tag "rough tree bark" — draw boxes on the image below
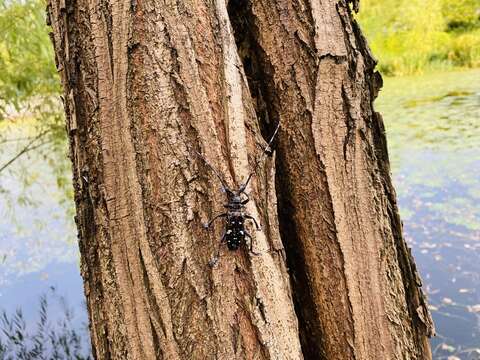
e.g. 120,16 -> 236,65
47,0 -> 434,358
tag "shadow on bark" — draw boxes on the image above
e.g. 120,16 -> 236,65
227,1 -> 326,358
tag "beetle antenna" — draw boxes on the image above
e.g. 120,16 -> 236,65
195,150 -> 234,196
239,121 -> 280,193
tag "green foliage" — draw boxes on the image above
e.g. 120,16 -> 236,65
0,289 -> 92,359
442,0 -> 480,32
0,1 -> 71,251
357,0 -> 480,75
0,0 -> 68,203
0,0 -> 60,117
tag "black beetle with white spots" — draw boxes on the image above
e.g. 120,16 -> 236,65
195,123 -> 280,266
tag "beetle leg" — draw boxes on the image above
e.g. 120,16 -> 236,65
241,192 -> 250,205
209,231 -> 226,267
245,231 -> 260,255
209,256 -> 219,267
204,213 -> 227,229
245,214 -> 260,231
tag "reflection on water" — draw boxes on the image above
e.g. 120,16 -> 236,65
0,286 -> 91,359
377,69 -> 480,359
0,119 -> 90,355
0,69 -> 478,358
0,120 -> 77,286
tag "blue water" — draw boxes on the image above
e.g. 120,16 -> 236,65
0,124 -> 90,355
378,70 -> 480,359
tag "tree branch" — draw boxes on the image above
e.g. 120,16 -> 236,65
0,130 -> 51,174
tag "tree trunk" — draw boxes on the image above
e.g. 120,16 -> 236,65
47,0 -> 434,359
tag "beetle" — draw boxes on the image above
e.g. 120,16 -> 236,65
195,123 -> 280,265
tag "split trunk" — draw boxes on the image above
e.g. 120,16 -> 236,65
47,0 -> 434,358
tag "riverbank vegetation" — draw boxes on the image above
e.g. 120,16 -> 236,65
0,288 -> 91,360
0,0 -> 59,119
0,0 -> 478,123
0,0 -> 66,179
357,0 -> 480,75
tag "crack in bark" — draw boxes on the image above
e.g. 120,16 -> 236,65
99,0 -> 114,77
227,2 -> 334,358
341,83 -> 356,161
227,0 -> 278,139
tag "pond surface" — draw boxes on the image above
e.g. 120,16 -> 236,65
0,120 -> 90,357
377,69 -> 480,359
0,69 -> 479,358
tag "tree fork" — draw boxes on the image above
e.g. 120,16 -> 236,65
47,0 -> 434,358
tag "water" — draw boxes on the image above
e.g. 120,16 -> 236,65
376,69 -> 480,359
0,120 -> 90,357
0,69 -> 479,358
